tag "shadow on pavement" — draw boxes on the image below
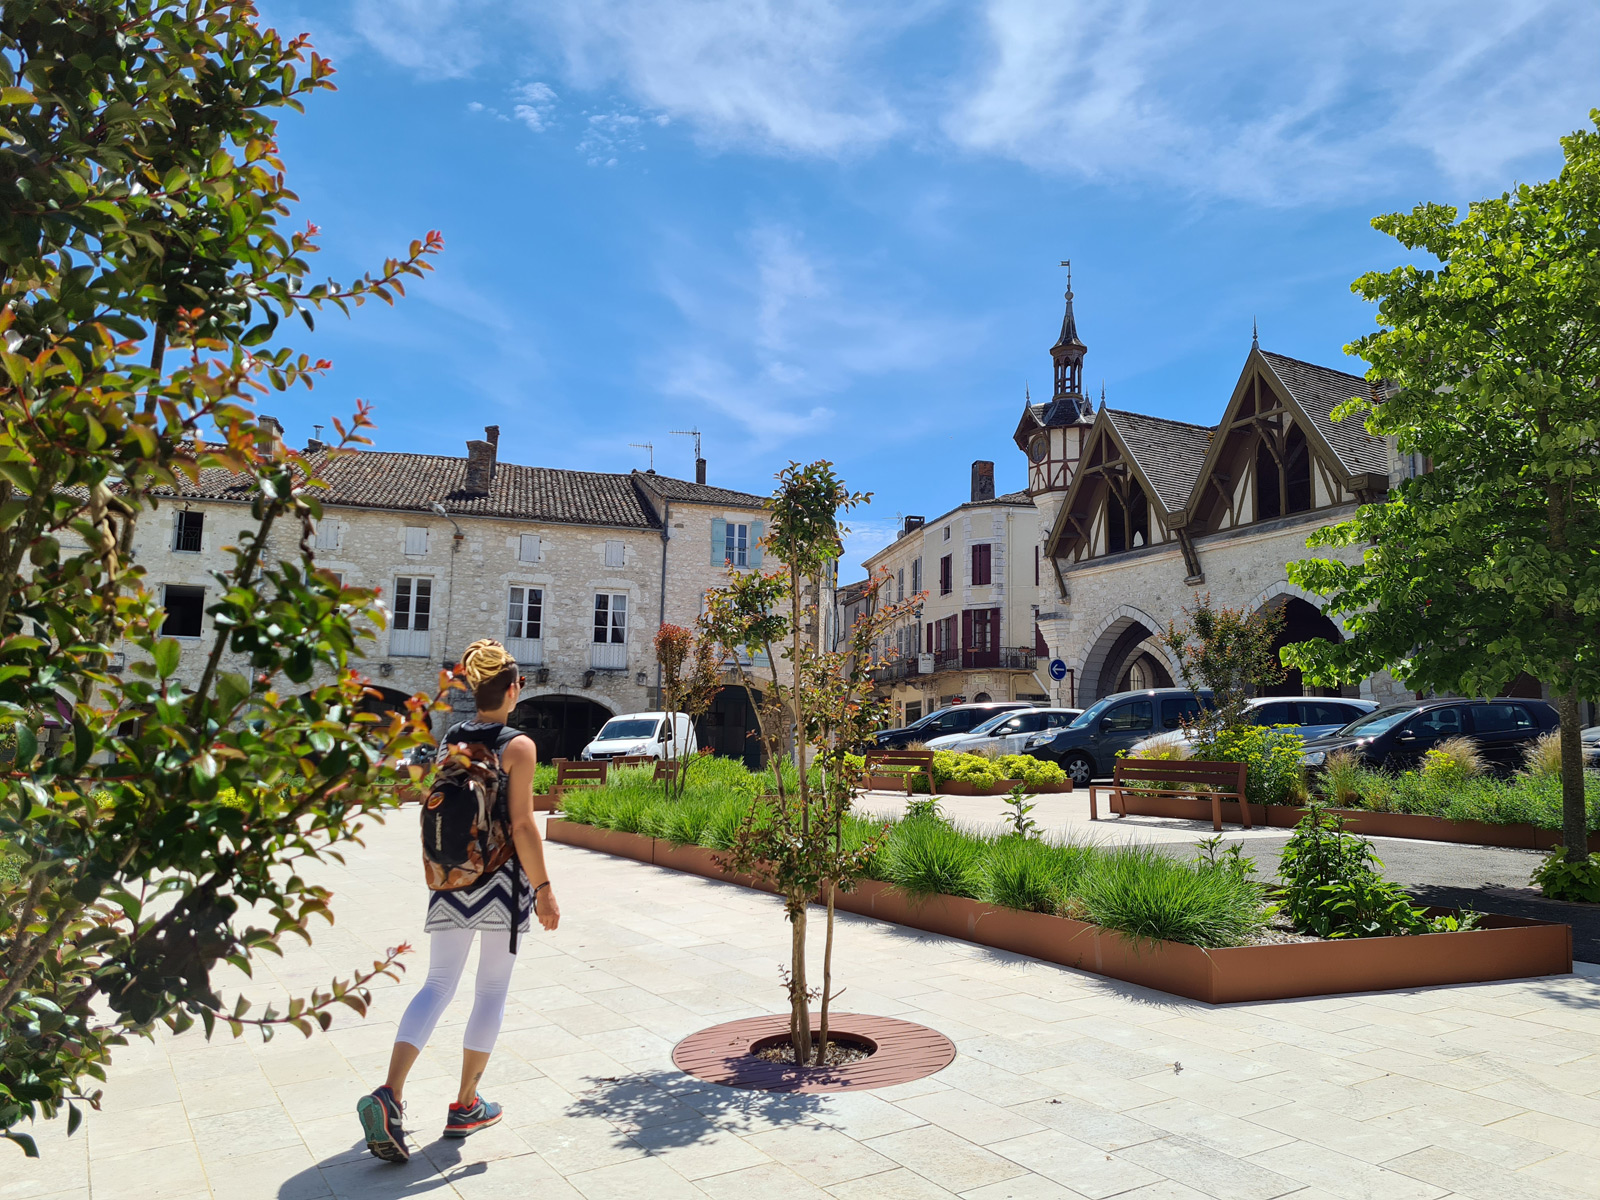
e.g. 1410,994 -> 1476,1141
276,1134 -> 493,1199
569,1069 -> 828,1145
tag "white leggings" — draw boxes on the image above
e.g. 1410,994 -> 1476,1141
394,928 -> 518,1054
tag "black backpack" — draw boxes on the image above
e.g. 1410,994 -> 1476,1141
422,722 -> 522,946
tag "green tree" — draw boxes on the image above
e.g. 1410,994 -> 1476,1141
0,1 -> 441,1155
1161,592 -> 1285,732
1286,114 -> 1600,863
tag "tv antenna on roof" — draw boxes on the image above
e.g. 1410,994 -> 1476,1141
629,441 -> 654,471
670,428 -> 702,460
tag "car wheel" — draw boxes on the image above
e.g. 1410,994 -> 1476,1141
1062,752 -> 1094,786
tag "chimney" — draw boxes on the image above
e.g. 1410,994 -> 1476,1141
971,460 -> 995,503
259,414 -> 283,439
695,457 -> 707,485
902,515 -> 925,537
304,437 -> 326,453
464,440 -> 494,495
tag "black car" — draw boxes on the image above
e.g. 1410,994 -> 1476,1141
1298,697 -> 1560,775
1026,688 -> 1215,786
874,702 -> 1031,750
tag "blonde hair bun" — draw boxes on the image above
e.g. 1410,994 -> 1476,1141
460,639 -> 517,687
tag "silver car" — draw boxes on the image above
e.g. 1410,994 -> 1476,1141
925,708 -> 1083,756
1130,696 -> 1377,755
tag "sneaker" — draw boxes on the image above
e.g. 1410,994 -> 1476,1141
356,1085 -> 409,1163
443,1094 -> 503,1138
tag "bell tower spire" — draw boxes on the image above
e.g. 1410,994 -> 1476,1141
1051,260 -> 1087,410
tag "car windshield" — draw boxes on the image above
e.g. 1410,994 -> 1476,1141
1336,706 -> 1417,738
968,711 -> 1020,735
598,718 -> 659,740
1069,698 -> 1116,728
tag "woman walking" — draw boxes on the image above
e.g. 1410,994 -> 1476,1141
356,639 -> 560,1163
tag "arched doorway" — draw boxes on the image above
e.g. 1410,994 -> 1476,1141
357,685 -> 413,721
1097,620 -> 1173,699
511,694 -> 614,762
1116,652 -> 1172,693
697,686 -> 765,768
1261,597 -> 1345,696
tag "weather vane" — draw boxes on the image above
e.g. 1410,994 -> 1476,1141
1060,259 -> 1071,293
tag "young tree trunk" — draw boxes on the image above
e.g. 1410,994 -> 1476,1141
815,880 -> 836,1066
789,903 -> 812,1062
1557,685 -> 1589,862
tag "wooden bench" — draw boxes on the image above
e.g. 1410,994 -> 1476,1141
1089,760 -> 1251,832
553,759 -> 608,799
863,749 -> 937,796
653,759 -> 681,785
609,755 -> 654,767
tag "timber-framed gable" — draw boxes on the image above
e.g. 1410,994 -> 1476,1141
1043,408 -> 1212,576
1184,348 -> 1388,539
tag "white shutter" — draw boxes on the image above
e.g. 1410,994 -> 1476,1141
519,533 -> 541,563
314,520 -> 340,551
403,526 -> 428,555
605,539 -> 625,567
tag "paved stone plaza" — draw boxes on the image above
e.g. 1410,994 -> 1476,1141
9,809 -> 1600,1200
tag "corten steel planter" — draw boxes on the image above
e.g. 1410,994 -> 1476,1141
938,779 -> 1024,797
544,819 -> 1573,1003
1099,793 -> 1600,852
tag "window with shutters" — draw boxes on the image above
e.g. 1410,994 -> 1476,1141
173,510 -> 203,553
403,526 -> 428,556
592,592 -> 628,669
971,543 -> 992,586
518,533 -> 541,563
939,554 -> 952,595
391,575 -> 432,656
896,568 -> 904,602
724,523 -> 748,567
314,519 -> 340,552
162,584 -> 205,637
911,558 -> 921,595
593,593 -> 627,644
507,586 -> 543,640
605,539 -> 625,567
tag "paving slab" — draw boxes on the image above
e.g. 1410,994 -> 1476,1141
18,811 -> 1600,1197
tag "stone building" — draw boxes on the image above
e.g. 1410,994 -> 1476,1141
843,283 -> 1420,718
136,427 -> 773,762
853,465 -> 1049,727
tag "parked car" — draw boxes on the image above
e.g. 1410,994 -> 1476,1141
1584,725 -> 1600,769
873,702 -> 1032,750
1298,697 -> 1560,775
1026,689 -> 1216,786
581,711 -> 698,761
1129,696 -> 1377,755
925,708 -> 1083,756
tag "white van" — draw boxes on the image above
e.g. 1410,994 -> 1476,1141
580,711 -> 698,761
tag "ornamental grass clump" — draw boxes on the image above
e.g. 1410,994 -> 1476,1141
1075,844 -> 1268,948
877,817 -> 984,899
978,837 -> 1094,914
1319,749 -> 1363,807
1421,737 -> 1486,784
1522,732 -> 1564,779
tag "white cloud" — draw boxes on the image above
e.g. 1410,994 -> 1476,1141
534,0 -> 911,155
348,0 -> 487,78
948,0 -> 1600,204
512,81 -> 558,132
655,227 -> 975,445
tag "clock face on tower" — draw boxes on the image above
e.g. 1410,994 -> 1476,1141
1028,433 -> 1049,464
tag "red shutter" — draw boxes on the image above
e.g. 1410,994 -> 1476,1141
1034,623 -> 1048,656
989,608 -> 1001,653
961,609 -> 973,650
925,623 -> 933,653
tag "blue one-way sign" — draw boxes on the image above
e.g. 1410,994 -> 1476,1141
1048,658 -> 1067,681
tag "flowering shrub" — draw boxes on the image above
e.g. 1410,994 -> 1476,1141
1190,725 -> 1308,807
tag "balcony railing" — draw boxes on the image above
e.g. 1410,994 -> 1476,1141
590,641 -> 629,671
961,646 -> 1038,670
870,656 -> 922,684
933,651 -> 961,674
389,628 -> 431,658
505,637 -> 544,666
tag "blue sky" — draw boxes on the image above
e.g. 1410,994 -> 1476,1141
255,0 -> 1599,570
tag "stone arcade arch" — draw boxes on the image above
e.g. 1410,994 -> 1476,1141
1078,605 -> 1183,705
1249,583 -> 1350,698
510,690 -> 616,763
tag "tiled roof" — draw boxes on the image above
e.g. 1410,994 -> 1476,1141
1260,351 -> 1389,477
153,450 -> 666,529
995,490 -> 1033,505
633,472 -> 768,509
1104,409 -> 1216,514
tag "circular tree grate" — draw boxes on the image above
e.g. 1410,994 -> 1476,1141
672,1013 -> 955,1094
